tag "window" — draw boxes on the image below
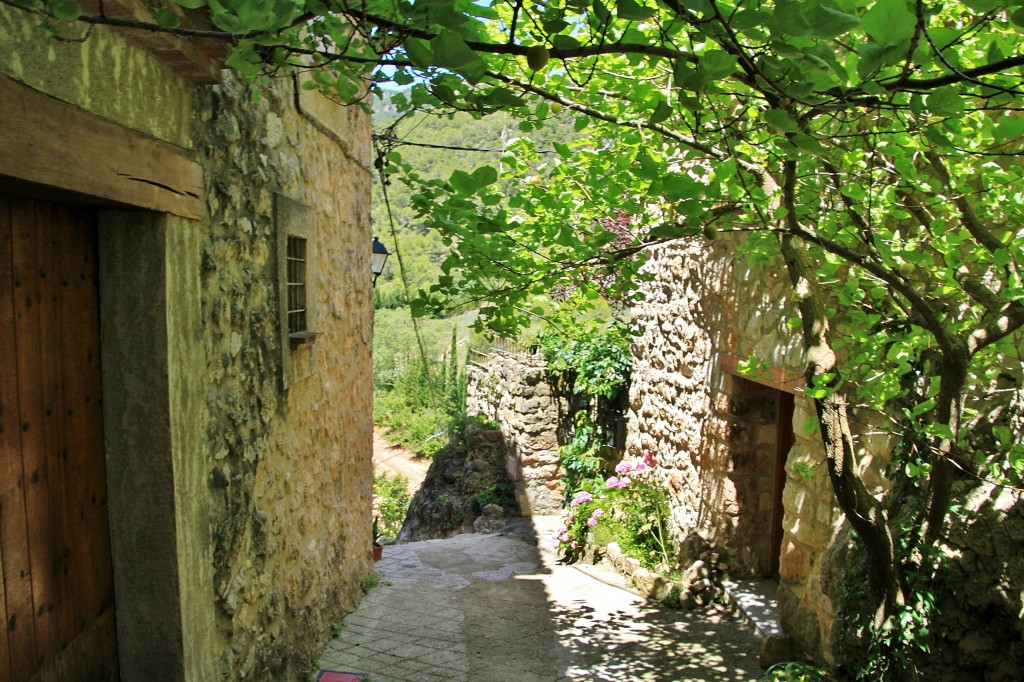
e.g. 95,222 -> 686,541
276,194 -> 318,389
286,236 -> 308,338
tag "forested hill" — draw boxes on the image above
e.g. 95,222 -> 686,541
370,90 -> 576,312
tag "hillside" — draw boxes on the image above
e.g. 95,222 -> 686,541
370,91 -> 577,312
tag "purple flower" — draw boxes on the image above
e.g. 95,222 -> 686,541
606,476 -> 631,489
615,460 -> 635,475
586,517 -> 598,527
570,491 -> 593,507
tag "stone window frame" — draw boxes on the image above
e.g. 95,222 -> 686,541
276,193 -> 319,389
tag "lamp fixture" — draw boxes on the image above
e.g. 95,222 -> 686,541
371,236 -> 390,285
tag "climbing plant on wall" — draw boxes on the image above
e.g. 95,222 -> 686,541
14,0 -> 1024,676
534,309 -> 632,500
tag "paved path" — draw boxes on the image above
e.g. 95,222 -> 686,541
318,518 -> 764,681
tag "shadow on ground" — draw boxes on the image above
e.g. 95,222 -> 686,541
318,517 -> 762,682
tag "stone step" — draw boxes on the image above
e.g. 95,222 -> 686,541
721,578 -> 783,639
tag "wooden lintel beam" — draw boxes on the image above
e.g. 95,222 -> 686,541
720,353 -> 806,395
78,0 -> 226,83
0,75 -> 203,220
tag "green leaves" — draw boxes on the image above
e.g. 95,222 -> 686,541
861,0 -> 917,45
153,7 -> 182,27
47,0 -> 80,21
616,0 -> 653,21
431,30 -> 487,82
926,86 -> 965,117
447,165 -> 498,194
763,108 -> 799,133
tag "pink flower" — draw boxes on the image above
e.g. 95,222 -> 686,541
571,541 -> 578,549
570,491 -> 593,507
591,509 -> 604,519
606,476 -> 631,489
586,516 -> 598,527
615,460 -> 635,475
644,451 -> 658,468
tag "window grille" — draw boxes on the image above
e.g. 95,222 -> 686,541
286,236 -> 307,336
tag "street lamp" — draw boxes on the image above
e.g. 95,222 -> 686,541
371,236 -> 390,285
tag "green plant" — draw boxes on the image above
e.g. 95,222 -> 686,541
374,471 -> 411,538
373,315 -> 471,458
331,622 -> 342,637
360,573 -> 380,593
474,482 -> 517,511
557,412 -> 609,500
553,451 -> 672,570
537,318 -> 633,400
760,662 -> 836,682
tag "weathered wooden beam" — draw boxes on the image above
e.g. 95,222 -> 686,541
78,0 -> 226,83
720,353 -> 805,395
0,76 -> 203,219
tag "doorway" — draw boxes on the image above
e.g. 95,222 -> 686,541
0,195 -> 118,680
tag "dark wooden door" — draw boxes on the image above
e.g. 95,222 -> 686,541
0,196 -> 118,681
769,391 -> 796,579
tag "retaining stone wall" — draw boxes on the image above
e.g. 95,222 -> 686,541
465,351 -> 567,514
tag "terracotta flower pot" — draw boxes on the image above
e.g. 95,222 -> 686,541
372,543 -> 383,562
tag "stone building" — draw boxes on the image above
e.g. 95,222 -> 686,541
0,5 -> 373,680
623,237 -> 866,661
465,236 -> 895,662
466,231 -> 1024,676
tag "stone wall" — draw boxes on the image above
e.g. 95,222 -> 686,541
465,351 -> 567,514
195,74 -> 374,679
625,237 -> 893,662
1,11 -> 373,679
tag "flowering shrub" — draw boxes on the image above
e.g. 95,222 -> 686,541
553,451 -> 673,569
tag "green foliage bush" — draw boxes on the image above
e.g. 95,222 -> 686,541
373,311 -> 470,456
473,482 -> 517,511
536,317 -> 633,399
553,453 -> 673,571
373,471 -> 411,538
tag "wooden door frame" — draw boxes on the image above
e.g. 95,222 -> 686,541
98,210 -> 215,680
2,75 -> 215,680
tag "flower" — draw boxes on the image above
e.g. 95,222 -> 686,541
606,475 -> 631,489
615,460 -> 635,475
570,491 -> 593,507
591,508 -> 604,519
643,451 -> 658,468
586,516 -> 599,527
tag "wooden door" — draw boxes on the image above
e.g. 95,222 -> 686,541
0,196 -> 118,681
769,391 -> 796,579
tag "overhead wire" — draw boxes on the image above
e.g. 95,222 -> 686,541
373,134 -> 440,412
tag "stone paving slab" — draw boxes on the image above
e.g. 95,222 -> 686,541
317,518 -> 763,681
